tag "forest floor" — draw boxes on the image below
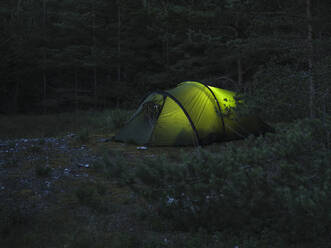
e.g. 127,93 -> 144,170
0,112 -> 329,248
0,114 -> 225,247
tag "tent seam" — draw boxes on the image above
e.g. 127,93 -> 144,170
195,82 -> 226,136
155,90 -> 201,146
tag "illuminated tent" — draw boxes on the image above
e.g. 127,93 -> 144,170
115,81 -> 273,146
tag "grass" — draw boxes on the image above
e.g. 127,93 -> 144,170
0,109 -> 133,139
0,110 -> 330,248
35,164 -> 52,177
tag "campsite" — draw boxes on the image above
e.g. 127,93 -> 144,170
0,1 -> 330,247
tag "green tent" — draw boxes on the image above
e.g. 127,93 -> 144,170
115,81 -> 273,146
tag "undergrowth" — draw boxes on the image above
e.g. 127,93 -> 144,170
1,112 -> 330,247
102,118 -> 331,247
0,109 -> 133,139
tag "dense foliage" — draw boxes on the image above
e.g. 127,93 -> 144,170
102,118 -> 331,246
0,0 -> 330,118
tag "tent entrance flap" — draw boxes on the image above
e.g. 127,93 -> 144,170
114,94 -> 165,145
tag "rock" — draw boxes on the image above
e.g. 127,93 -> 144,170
45,181 -> 51,188
67,133 -> 76,138
137,146 -> 148,150
64,168 -> 71,175
78,163 -> 89,168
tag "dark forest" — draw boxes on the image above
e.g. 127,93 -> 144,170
0,0 -> 329,117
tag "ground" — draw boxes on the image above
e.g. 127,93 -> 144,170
1,113 -> 329,248
0,131 -> 212,247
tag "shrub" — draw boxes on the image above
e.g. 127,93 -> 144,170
75,183 -> 109,213
86,109 -> 133,134
106,118 -> 331,245
35,164 -> 52,177
93,151 -> 133,185
243,62 -> 331,122
107,109 -> 133,129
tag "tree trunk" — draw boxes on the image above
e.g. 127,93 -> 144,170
327,89 -> 330,149
307,0 -> 314,118
43,71 -> 47,112
235,16 -> 243,91
93,67 -> 97,107
16,0 -> 22,16
237,53 -> 243,91
92,0 -> 97,108
74,69 -> 78,111
142,0 -> 148,10
13,80 -> 20,113
164,0 -> 169,71
42,0 -> 47,113
117,0 -> 121,83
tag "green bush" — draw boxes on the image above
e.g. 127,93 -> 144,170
105,118 -> 331,245
107,109 -> 133,129
243,62 -> 331,122
35,164 -> 52,177
77,128 -> 90,143
87,109 -> 133,133
93,151 -> 133,185
75,183 -> 108,213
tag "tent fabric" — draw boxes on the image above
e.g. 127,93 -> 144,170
114,81 -> 273,146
